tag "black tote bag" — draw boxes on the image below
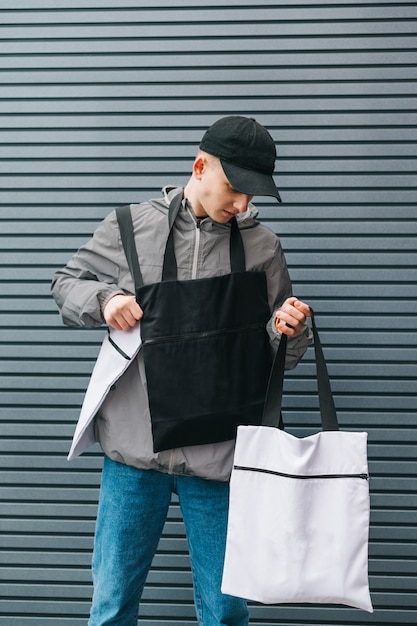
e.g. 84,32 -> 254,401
117,194 -> 273,452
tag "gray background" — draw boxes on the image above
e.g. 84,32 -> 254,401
0,1 -> 416,624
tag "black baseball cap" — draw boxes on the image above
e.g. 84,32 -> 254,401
199,115 -> 281,201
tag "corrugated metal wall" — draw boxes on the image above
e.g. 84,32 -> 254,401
1,1 -> 416,624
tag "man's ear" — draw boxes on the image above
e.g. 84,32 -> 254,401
193,155 -> 206,180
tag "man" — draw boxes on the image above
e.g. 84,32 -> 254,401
52,116 -> 312,626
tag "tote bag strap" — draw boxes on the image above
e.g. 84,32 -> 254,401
116,205 -> 144,290
117,192 -> 246,286
162,191 -> 246,280
161,191 -> 183,281
116,196 -> 183,287
262,309 -> 339,431
229,214 -> 246,273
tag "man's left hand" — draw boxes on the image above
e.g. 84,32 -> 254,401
274,297 -> 311,337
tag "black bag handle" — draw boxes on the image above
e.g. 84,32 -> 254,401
162,191 -> 246,279
116,204 -> 144,290
229,214 -> 246,273
160,190 -> 182,282
117,191 -> 246,288
262,309 -> 339,432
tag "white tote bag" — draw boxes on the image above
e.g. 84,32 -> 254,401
222,312 -> 373,613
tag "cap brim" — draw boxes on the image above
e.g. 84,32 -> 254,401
221,159 -> 282,202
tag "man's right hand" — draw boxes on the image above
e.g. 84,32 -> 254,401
103,294 -> 143,331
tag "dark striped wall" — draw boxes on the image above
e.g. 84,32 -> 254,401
0,1 -> 416,624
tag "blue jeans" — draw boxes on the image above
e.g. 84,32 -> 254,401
89,456 -> 248,626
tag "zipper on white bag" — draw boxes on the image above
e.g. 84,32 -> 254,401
233,466 -> 369,480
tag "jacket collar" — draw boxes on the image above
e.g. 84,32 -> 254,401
162,185 -> 260,229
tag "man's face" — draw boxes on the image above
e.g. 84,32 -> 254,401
190,154 -> 254,223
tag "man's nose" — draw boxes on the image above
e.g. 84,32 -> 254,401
233,194 -> 252,212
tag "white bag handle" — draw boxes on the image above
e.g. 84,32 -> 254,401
262,309 -> 338,431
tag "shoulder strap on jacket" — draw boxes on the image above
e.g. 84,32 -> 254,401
117,193 -> 248,286
161,191 -> 182,281
163,191 -> 246,280
229,216 -> 246,273
116,205 -> 144,290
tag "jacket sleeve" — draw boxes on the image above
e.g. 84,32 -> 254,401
264,235 -> 312,370
51,211 -> 129,327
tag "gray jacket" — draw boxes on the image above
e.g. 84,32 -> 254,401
52,186 -> 311,481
